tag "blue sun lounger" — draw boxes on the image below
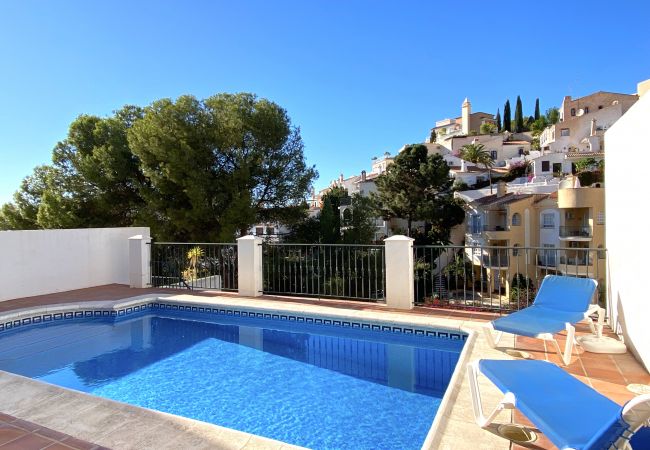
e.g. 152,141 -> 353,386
468,359 -> 650,449
484,275 -> 603,365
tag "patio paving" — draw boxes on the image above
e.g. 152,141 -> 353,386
1,284 -> 648,450
0,412 -> 105,450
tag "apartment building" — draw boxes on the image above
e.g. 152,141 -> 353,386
539,91 -> 638,154
428,98 -> 496,141
460,180 -> 605,298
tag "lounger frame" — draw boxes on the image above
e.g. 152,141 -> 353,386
467,360 -> 650,450
483,303 -> 605,366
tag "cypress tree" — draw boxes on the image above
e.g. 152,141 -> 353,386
514,95 -> 524,132
503,100 -> 511,132
495,108 -> 502,132
534,98 -> 540,120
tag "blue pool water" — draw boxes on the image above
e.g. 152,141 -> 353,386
0,310 -> 463,449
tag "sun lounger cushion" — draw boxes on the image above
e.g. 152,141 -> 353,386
479,359 -> 628,449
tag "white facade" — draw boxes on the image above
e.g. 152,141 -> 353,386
604,81 -> 650,369
539,103 -> 628,153
0,227 -> 149,302
530,152 -> 573,181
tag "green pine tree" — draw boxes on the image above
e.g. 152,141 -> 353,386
534,98 -> 540,120
495,108 -> 502,132
503,100 -> 511,132
514,95 -> 524,132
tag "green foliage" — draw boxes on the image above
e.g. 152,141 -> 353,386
577,170 -> 603,186
374,144 -> 462,239
514,95 -> 524,132
574,157 -> 599,173
460,142 -> 494,193
480,122 -> 497,134
534,98 -> 540,120
342,194 -> 377,244
1,93 -> 317,241
503,100 -> 512,132
287,188 -> 376,244
510,274 -> 536,309
495,108 -> 502,132
546,107 -> 560,124
531,116 -> 549,135
443,253 -> 473,289
129,93 -> 316,240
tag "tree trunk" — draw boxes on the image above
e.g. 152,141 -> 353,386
407,217 -> 412,237
488,166 -> 493,194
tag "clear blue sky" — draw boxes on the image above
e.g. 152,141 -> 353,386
1,0 -> 649,204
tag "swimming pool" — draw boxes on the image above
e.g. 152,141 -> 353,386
0,303 -> 464,449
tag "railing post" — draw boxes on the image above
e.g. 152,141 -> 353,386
384,235 -> 414,309
128,234 -> 151,288
237,235 -> 263,297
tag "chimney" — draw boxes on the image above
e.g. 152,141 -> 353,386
339,173 -> 344,183
590,118 -> 597,136
496,181 -> 507,198
361,170 -> 367,182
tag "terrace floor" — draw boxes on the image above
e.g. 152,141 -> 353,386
1,284 -> 649,450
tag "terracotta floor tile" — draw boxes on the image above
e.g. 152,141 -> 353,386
9,418 -> 41,433
584,367 -> 627,383
34,427 -> 71,442
0,433 -> 53,450
43,444 -> 76,450
0,424 -> 27,446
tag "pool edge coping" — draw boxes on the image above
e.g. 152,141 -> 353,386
0,294 -> 510,450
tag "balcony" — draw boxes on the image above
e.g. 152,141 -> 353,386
559,225 -> 592,240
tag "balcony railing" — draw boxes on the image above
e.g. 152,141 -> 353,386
414,245 -> 606,313
469,224 -> 508,234
262,243 -> 386,301
149,240 -> 606,315
150,242 -> 238,291
559,225 -> 592,238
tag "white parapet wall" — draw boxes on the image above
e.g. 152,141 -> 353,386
605,81 -> 650,370
0,227 -> 150,302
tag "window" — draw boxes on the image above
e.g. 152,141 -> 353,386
512,213 -> 521,226
266,227 -> 275,235
542,213 -> 555,228
552,163 -> 562,174
570,108 -> 576,116
560,128 -> 570,136
597,212 -> 605,225
598,105 -> 603,110
490,150 -> 498,160
513,244 -> 520,256
541,161 -> 550,172
255,227 -> 264,236
518,147 -> 525,156
584,107 -> 589,114
598,245 -> 606,259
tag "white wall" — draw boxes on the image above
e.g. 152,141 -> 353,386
0,227 -> 150,302
605,88 -> 650,369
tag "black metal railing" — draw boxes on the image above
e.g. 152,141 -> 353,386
413,245 -> 606,313
559,225 -> 592,238
150,242 -> 238,291
262,243 -> 385,301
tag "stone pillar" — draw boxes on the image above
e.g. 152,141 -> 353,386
128,234 -> 151,288
385,235 -> 414,309
237,235 -> 263,297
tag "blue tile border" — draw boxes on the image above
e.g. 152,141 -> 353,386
0,300 -> 469,341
